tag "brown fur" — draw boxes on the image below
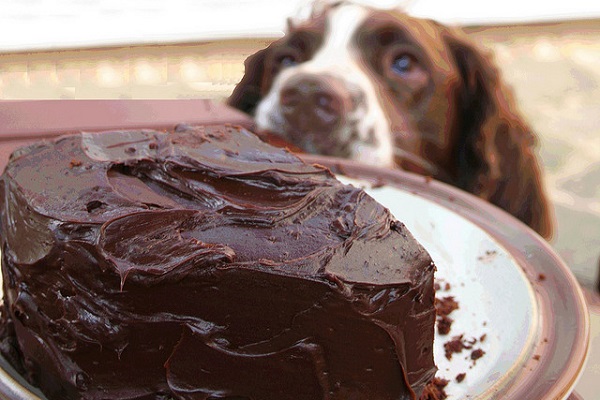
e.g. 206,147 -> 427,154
228,10 -> 553,239
442,27 -> 553,238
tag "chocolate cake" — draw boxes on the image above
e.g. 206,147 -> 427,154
0,124 -> 436,399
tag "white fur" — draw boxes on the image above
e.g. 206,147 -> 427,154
254,3 -> 395,167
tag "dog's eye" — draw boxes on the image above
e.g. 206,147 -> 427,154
279,55 -> 298,68
391,53 -> 416,75
382,47 -> 429,92
271,50 -> 299,73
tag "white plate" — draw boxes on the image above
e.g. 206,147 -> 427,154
316,154 -> 589,400
341,177 -> 539,398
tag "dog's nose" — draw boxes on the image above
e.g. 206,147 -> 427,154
279,74 -> 354,132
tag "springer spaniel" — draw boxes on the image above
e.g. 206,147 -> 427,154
228,0 -> 553,238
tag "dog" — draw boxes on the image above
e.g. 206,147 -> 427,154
227,0 -> 553,239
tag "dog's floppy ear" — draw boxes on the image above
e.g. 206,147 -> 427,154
227,47 -> 269,115
444,28 -> 553,238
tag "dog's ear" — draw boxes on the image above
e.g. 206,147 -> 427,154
444,28 -> 554,238
227,47 -> 269,115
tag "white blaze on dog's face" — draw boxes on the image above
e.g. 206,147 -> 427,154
255,3 -> 394,166
252,1 -> 462,170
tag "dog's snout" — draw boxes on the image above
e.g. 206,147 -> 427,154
280,79 -> 341,115
279,75 -> 355,132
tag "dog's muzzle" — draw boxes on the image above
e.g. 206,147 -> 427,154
279,74 -> 359,142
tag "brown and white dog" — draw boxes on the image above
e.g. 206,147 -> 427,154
228,0 -> 553,238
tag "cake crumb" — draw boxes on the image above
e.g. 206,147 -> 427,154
456,373 -> 466,383
434,279 -> 451,292
437,316 -> 453,335
444,335 -> 466,360
69,159 -> 82,168
537,273 -> 546,282
435,295 -> 459,335
470,348 -> 485,361
420,377 -> 449,400
444,335 -> 479,360
479,333 -> 487,342
435,296 -> 459,316
533,354 -> 541,361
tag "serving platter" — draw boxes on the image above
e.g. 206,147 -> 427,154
339,176 -> 538,399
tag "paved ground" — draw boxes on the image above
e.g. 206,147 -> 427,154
467,21 -> 600,292
0,18 -> 599,398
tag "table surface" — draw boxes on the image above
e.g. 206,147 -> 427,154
0,99 -> 253,170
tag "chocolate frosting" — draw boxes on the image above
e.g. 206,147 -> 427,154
0,124 -> 436,399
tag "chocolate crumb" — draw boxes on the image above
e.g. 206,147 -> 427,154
456,373 -> 466,383
533,354 -> 541,361
537,273 -> 546,282
434,279 -> 451,292
444,335 -> 466,360
479,333 -> 487,342
435,295 -> 459,335
435,296 -> 459,316
444,335 -> 478,360
420,377 -> 449,400
69,159 -> 82,168
470,348 -> 485,361
437,316 -> 453,335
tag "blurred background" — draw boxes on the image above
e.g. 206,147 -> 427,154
0,0 -> 599,397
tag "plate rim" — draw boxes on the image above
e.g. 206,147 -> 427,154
303,154 -> 590,400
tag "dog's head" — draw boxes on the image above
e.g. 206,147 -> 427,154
229,1 -> 465,171
228,0 -> 553,238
